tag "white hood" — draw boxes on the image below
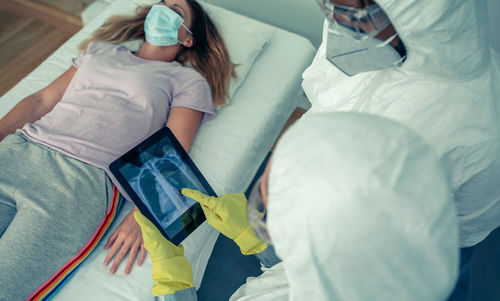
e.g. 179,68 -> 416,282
267,112 -> 459,301
381,0 -> 491,79
302,0 -> 500,247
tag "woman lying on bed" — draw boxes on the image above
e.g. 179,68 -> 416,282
0,0 -> 234,299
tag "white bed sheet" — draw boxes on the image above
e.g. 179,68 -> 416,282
0,1 -> 315,300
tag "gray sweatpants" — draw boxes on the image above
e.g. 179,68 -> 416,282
0,133 -> 113,300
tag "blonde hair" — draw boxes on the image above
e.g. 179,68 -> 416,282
79,1 -> 236,108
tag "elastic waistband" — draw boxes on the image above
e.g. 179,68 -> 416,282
15,132 -> 100,170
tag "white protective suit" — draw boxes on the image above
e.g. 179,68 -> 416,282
232,112 -> 459,301
302,0 -> 500,247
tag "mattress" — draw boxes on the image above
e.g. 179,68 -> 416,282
0,1 -> 315,300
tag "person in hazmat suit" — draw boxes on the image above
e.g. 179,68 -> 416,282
133,112 -> 459,300
302,1 -> 500,299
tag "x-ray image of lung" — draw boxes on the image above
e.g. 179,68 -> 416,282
125,139 -> 205,229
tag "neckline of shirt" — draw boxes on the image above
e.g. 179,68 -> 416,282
124,47 -> 181,67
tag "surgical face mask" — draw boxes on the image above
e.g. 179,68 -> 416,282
144,4 -> 193,47
246,176 -> 272,245
326,21 -> 405,76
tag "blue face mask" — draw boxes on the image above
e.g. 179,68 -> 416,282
144,4 -> 193,46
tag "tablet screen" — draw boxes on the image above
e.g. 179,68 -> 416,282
109,127 -> 215,245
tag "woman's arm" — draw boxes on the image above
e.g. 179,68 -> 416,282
0,66 -> 77,141
104,106 -> 203,275
166,107 -> 204,151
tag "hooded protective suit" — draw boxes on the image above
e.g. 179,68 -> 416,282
302,0 -> 500,247
231,112 -> 459,301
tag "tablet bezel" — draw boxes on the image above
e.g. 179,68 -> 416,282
109,127 -> 216,245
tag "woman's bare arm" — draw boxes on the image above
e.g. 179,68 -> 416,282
0,66 -> 77,141
166,106 -> 204,151
104,106 -> 203,275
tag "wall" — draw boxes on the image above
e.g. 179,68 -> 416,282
488,0 -> 500,53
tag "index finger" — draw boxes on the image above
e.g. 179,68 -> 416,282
181,188 -> 215,208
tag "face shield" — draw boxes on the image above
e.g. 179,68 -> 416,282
246,176 -> 272,245
317,0 -> 391,38
315,0 -> 406,76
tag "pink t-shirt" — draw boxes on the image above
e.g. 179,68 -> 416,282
20,41 -> 215,169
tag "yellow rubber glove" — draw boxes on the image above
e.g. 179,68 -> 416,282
134,210 -> 194,296
181,188 -> 268,255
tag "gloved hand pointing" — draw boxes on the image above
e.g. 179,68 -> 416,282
134,210 -> 194,296
181,188 -> 268,255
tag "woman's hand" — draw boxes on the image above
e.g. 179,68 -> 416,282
103,206 -> 147,274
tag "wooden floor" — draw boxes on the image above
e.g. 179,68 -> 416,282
0,0 -> 92,96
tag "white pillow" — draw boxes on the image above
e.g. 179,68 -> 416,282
132,0 -> 274,97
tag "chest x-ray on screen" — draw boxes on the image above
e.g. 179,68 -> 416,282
120,135 -> 207,231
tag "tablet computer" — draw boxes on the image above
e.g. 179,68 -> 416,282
109,127 -> 216,245
245,151 -> 272,198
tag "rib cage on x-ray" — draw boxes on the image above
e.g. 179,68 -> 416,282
129,147 -> 198,227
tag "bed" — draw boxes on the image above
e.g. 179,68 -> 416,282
0,1 -> 315,300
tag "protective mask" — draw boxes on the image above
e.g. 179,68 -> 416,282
246,176 -> 273,245
326,21 -> 405,76
144,4 -> 192,47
